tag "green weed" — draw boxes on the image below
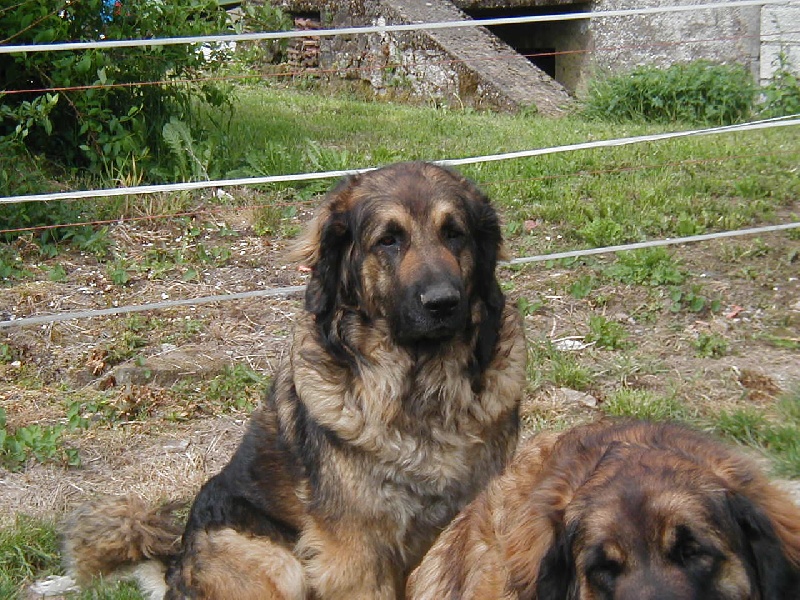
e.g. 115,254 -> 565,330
0,408 -> 80,471
582,60 -> 755,124
45,264 -> 67,282
603,247 -> 685,286
193,243 -> 232,265
585,315 -> 630,351
568,275 -> 597,300
711,389 -> 800,476
63,227 -> 112,258
0,247 -> 31,282
669,285 -> 722,314
108,260 -> 134,286
760,334 -> 800,351
516,296 -> 545,317
0,516 -> 60,597
528,341 -> 592,391
759,52 -> 800,118
0,343 -> 18,364
602,389 -> 692,421
104,317 -> 150,365
692,332 -> 729,358
203,364 -> 270,412
577,218 -> 626,247
253,202 -> 296,237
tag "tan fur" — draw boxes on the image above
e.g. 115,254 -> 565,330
408,419 -> 800,600
175,529 -> 305,600
62,495 -> 183,585
63,162 -> 526,600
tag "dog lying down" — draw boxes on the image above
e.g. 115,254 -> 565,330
408,418 -> 800,600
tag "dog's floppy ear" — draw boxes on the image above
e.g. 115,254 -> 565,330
290,176 -> 358,325
531,519 -> 577,600
726,491 -> 800,600
461,180 -> 506,372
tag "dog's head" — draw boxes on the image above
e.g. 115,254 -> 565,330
523,422 -> 800,600
292,162 -> 504,360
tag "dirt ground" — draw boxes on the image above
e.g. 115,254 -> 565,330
1,200 -> 799,526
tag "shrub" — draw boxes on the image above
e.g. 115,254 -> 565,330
582,60 -> 756,125
1,0 -> 232,176
0,0 -> 288,184
0,0 -> 289,241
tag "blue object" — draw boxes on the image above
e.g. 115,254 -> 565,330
100,0 -> 117,22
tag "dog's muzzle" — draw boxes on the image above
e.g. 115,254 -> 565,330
395,278 -> 468,344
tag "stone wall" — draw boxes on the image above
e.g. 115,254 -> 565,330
761,0 -> 800,84
275,0 -> 799,107
580,0 -> 761,93
319,0 -> 572,114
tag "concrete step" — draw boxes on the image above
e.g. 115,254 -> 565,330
322,0 -> 573,115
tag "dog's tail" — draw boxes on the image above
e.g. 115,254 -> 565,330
61,495 -> 185,599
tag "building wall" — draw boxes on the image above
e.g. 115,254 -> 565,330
296,0 -> 799,105
761,0 -> 800,84
318,0 -> 571,113
571,0 -> 761,93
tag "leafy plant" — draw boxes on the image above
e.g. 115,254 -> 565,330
204,364 -> 269,411
161,117 -> 213,182
0,408 -> 80,471
603,247 -> 685,286
577,217 -> 626,247
759,51 -> 800,118
692,332 -> 729,358
582,60 -> 755,124
0,94 -> 59,156
517,296 -> 545,316
0,343 -> 17,363
586,315 -> 630,350
669,285 -> 721,314
0,0 -> 279,250
108,260 -> 133,286
0,0 -> 288,186
103,316 -> 150,364
568,275 -> 597,299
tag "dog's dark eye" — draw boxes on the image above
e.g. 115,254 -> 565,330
669,526 -> 720,573
442,226 -> 464,240
376,232 -> 402,249
584,545 -> 624,595
586,558 -> 623,594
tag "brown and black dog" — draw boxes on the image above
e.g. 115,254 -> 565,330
62,161 -> 527,599
408,419 -> 800,600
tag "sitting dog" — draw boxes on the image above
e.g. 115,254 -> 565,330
62,161 -> 527,599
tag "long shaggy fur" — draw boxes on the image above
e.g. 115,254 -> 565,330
62,161 -> 527,600
63,496 -> 183,598
407,418 -> 800,600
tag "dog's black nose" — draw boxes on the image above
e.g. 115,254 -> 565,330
420,284 -> 462,317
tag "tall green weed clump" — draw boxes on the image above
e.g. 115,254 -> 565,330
759,52 -> 800,118
582,60 -> 756,125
